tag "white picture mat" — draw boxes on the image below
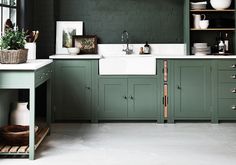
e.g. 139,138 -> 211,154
56,21 -> 83,54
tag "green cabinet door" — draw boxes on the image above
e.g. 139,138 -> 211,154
128,78 -> 158,118
174,60 -> 211,119
98,78 -> 128,119
54,60 -> 92,120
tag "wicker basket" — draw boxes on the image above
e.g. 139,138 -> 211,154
0,49 -> 28,64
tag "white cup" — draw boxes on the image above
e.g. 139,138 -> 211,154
199,20 -> 209,29
25,43 -> 36,60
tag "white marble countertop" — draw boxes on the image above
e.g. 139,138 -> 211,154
154,54 -> 236,59
0,59 -> 53,71
50,54 -> 236,60
50,55 -> 102,59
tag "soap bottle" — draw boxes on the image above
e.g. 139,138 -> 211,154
144,41 -> 150,54
218,32 -> 225,54
219,40 -> 225,54
224,33 -> 229,53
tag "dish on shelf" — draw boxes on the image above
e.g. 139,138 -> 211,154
193,43 -> 208,48
192,43 -> 211,55
191,2 -> 207,10
210,0 -> 232,10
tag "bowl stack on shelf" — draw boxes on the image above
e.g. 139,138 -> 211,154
191,1 -> 207,10
192,43 -> 211,55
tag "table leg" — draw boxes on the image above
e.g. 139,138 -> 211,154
29,87 -> 35,160
47,79 -> 52,134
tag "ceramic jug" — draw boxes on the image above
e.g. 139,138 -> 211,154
193,14 -> 206,29
10,102 -> 29,125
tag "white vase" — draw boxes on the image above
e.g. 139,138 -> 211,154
10,102 -> 29,126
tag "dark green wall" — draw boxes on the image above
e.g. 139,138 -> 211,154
56,0 -> 184,43
32,0 -> 55,59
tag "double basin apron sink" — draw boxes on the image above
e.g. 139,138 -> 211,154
99,55 -> 156,75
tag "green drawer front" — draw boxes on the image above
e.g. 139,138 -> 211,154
35,64 -> 52,86
218,60 -> 236,70
219,71 -> 236,83
218,99 -> 236,118
219,84 -> 236,98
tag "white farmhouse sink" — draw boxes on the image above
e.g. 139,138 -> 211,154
99,55 -> 156,75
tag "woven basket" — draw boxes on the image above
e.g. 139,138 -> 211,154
0,49 -> 28,64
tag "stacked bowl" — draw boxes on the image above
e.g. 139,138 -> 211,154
192,43 -> 211,55
191,1 -> 207,10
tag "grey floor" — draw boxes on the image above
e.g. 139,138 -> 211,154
1,123 -> 236,165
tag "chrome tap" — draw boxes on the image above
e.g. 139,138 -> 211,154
121,30 -> 133,54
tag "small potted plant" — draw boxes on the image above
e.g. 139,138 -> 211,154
0,28 -> 28,64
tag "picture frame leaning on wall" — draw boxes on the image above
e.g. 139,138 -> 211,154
56,21 -> 83,54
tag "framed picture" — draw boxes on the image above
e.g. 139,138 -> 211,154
73,35 -> 98,54
56,21 -> 83,54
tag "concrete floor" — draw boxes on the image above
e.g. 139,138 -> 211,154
1,123 -> 236,165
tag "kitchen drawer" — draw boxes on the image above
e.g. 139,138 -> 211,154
218,99 -> 236,118
35,64 -> 52,86
219,84 -> 236,98
218,71 -> 236,83
218,60 -> 236,70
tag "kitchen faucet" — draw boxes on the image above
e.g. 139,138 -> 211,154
121,30 -> 133,55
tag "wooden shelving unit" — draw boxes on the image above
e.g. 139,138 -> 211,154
184,0 -> 236,55
0,127 -> 49,155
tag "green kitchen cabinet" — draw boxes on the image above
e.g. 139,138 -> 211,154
217,60 -> 236,120
98,77 -> 159,120
54,60 -> 92,121
128,78 -> 158,118
98,78 -> 127,118
169,60 -> 212,121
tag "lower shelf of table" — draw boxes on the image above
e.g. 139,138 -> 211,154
0,127 -> 49,155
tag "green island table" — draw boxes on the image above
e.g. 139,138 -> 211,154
0,59 -> 53,160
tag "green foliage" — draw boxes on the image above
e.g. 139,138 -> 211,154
0,29 -> 26,50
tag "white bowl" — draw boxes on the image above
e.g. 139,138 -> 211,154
210,0 -> 232,10
67,47 -> 80,55
199,20 -> 209,29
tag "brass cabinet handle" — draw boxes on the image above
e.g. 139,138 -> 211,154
232,105 -> 236,110
130,96 -> 134,100
231,75 -> 236,79
232,88 -> 236,93
177,85 -> 181,90
123,96 -> 127,99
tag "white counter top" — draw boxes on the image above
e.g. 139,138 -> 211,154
0,59 -> 53,71
154,54 -> 236,59
50,54 -> 236,60
50,55 -> 102,59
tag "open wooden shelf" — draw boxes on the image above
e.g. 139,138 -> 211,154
0,127 -> 49,155
191,9 -> 235,12
191,28 -> 235,31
